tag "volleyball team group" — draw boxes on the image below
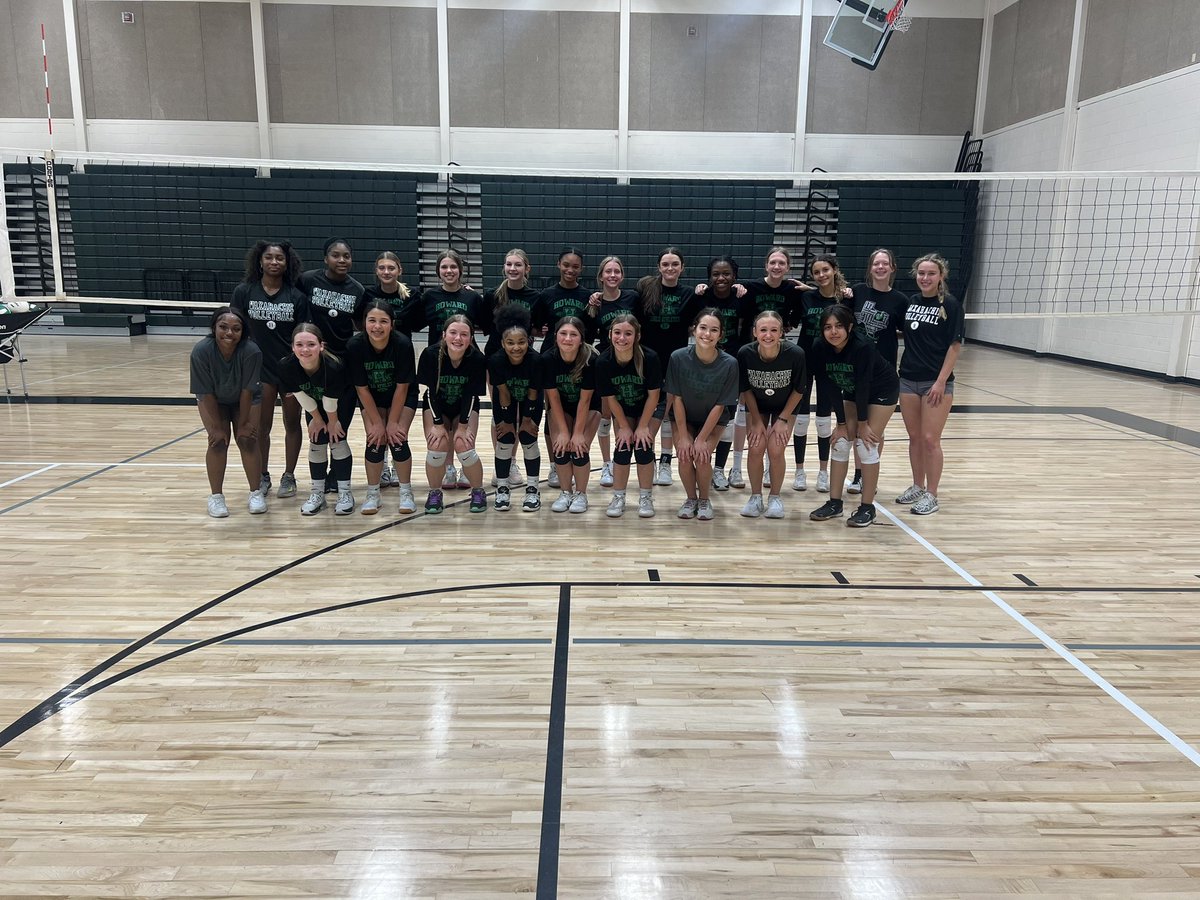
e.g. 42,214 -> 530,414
189,239 -> 964,527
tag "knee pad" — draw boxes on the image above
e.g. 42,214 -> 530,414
330,439 -> 352,460
308,444 -> 328,465
613,446 -> 633,467
459,448 -> 480,467
816,416 -> 834,439
427,450 -> 447,467
734,404 -> 746,427
365,442 -> 386,465
831,436 -> 852,463
497,430 -> 517,445
598,418 -> 611,438
518,429 -> 538,446
393,442 -> 411,463
495,437 -> 515,461
660,419 -> 672,441
572,452 -> 590,468
634,444 -> 655,466
554,451 -> 573,467
793,414 -> 810,437
855,437 -> 880,465
721,422 -> 734,443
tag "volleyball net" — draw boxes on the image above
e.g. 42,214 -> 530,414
2,147 -> 1198,321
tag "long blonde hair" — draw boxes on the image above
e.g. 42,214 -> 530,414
910,252 -> 949,320
493,248 -> 530,309
376,251 -> 410,300
554,316 -> 596,384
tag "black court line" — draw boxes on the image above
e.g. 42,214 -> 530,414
831,571 -> 849,585
536,584 -> 571,900
0,637 -> 550,646
648,569 -> 661,582
0,428 -> 204,516
1015,574 -> 1038,586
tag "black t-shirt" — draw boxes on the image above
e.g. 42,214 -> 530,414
298,270 -> 365,353
705,292 -> 744,355
738,279 -> 805,341
537,283 -> 595,351
797,289 -> 844,345
344,331 -> 416,409
411,286 -> 487,337
483,285 -> 542,357
416,343 -> 487,420
356,284 -> 421,337
541,347 -> 600,414
591,289 -> 640,351
636,282 -> 700,359
277,354 -> 352,416
809,330 -> 899,421
595,346 -> 663,418
851,283 -> 907,368
737,340 -> 807,416
488,348 -> 543,409
230,281 -> 308,380
898,293 -> 966,382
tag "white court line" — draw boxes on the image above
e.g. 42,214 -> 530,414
877,504 -> 1200,769
0,464 -> 61,489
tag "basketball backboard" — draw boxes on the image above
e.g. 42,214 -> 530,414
823,0 -> 908,70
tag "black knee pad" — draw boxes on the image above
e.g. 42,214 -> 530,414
518,430 -> 539,446
554,451 -> 573,467
498,431 -> 517,446
393,441 -> 411,463
634,445 -> 655,466
365,442 -> 387,464
572,452 -> 590,468
613,446 -> 633,467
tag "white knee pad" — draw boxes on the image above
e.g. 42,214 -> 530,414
816,415 -> 834,439
660,420 -> 672,440
495,440 -> 515,461
598,418 -> 611,438
459,448 -> 481,467
734,403 -> 746,427
721,422 -> 734,442
793,414 -> 810,437
330,439 -> 352,460
855,437 -> 880,465
522,441 -> 541,461
427,450 -> 447,467
831,436 -> 852,463
308,444 -> 328,464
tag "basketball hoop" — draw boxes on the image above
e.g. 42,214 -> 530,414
885,0 -> 911,32
892,14 -> 912,32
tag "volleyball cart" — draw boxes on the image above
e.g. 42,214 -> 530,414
0,303 -> 51,398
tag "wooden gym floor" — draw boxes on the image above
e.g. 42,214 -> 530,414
2,332 -> 1200,898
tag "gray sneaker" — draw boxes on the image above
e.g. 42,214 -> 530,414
606,493 -> 626,517
910,492 -> 939,515
334,489 -> 355,515
764,495 -> 785,519
728,466 -> 746,489
258,472 -> 272,495
637,494 -> 655,518
896,484 -> 925,505
696,498 -> 715,521
361,487 -> 382,515
740,495 -> 764,518
276,472 -> 298,498
711,469 -> 730,491
677,498 -> 698,519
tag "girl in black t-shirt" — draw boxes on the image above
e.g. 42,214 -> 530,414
417,315 -> 488,515
896,253 -> 965,517
791,253 -> 845,495
357,251 -> 419,336
586,256 -> 638,490
538,248 -> 592,488
543,316 -> 600,514
807,305 -> 900,528
278,323 -> 356,517
705,256 -> 750,490
299,238 -> 365,355
596,314 -> 663,519
346,300 -> 417,516
230,239 -> 306,501
488,306 -> 544,513
483,248 -> 543,358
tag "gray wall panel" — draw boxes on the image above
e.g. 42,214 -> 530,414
263,3 -> 282,123
1010,0 -> 1071,122
808,17 -> 869,133
1079,0 -> 1125,98
703,15 -> 763,132
628,15 -> 651,130
144,3 -> 207,120
333,6 -> 393,125
390,7 -> 438,126
2,0 -> 73,118
1166,0 -> 1200,75
643,14 -> 706,131
503,11 -> 560,129
864,18 -> 928,134
200,4 -> 255,122
0,0 -> 24,117
919,18 -> 982,134
84,1 -> 151,119
448,9 -> 505,127
76,0 -> 96,117
1081,0 -> 1200,100
982,2 -> 1016,132
559,12 -> 618,129
267,4 -> 338,124
757,16 -> 800,133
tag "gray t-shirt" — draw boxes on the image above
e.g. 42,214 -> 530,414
189,335 -> 263,406
664,345 -> 739,425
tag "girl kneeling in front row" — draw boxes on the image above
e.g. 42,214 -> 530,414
488,306 -> 545,512
278,323 -> 356,516
417,315 -> 488,514
596,313 -> 663,518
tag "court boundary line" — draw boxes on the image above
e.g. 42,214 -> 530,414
0,464 -> 59,489
537,585 -> 570,900
876,504 -> 1200,768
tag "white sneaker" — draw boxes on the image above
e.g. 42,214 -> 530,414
442,466 -> 459,489
397,486 -> 417,514
728,466 -> 746,489
677,498 -> 698,519
334,489 -> 355,515
764,495 -> 785,519
740,495 -> 764,518
548,468 -> 561,489
638,494 -> 655,518
568,493 -> 589,514
846,475 -> 863,495
711,469 -> 730,491
816,470 -> 830,493
551,490 -> 573,513
654,461 -> 673,486
599,462 -> 614,487
896,484 -> 925,505
911,492 -> 939,515
792,470 -> 807,491
508,469 -> 526,487
696,498 -> 715,521
606,494 -> 625,518
361,487 -> 381,515
300,489 -> 326,516
247,489 -> 267,515
207,493 -> 229,518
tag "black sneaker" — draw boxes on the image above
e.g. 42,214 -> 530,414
847,503 -> 876,527
809,499 -> 844,521
494,486 -> 511,511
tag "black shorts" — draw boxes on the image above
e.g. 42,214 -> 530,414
841,390 -> 899,411
492,394 -> 544,427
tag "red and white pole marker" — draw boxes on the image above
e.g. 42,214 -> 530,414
42,23 -> 53,144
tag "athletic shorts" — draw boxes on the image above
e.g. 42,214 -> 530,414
842,390 -> 900,409
899,377 -> 953,398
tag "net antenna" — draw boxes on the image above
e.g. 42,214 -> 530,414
822,0 -> 910,69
